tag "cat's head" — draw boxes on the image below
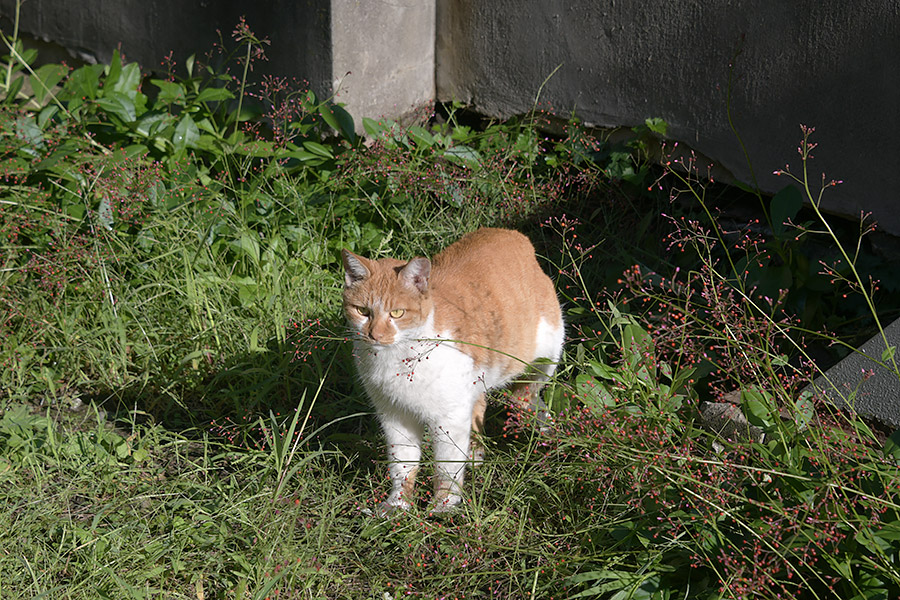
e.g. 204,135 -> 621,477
341,249 -> 433,346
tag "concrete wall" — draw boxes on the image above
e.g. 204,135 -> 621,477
0,0 -> 437,127
0,0 -> 333,95
3,1 -> 899,235
437,0 -> 900,236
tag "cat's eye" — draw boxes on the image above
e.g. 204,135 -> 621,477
356,306 -> 371,317
389,309 -> 405,319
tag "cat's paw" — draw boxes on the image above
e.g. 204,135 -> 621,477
535,409 -> 554,434
428,494 -> 462,514
469,444 -> 485,467
532,397 -> 554,433
374,498 -> 412,518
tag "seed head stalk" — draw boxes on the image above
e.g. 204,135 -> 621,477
779,126 -> 898,377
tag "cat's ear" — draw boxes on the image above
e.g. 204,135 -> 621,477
399,257 -> 431,293
342,250 -> 371,287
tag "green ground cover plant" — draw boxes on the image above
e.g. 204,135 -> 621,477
2,13 -> 900,600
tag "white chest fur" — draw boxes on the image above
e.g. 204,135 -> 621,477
353,332 -> 491,423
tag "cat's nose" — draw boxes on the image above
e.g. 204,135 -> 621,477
365,325 -> 394,346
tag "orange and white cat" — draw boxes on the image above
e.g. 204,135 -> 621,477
342,228 -> 564,514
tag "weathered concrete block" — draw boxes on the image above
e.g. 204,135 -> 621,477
699,400 -> 765,445
331,0 -> 435,128
804,318 -> 900,428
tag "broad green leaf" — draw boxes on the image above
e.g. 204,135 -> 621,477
97,194 -> 114,230
319,103 -> 356,143
742,388 -> 776,428
238,282 -> 260,306
135,110 -> 172,138
36,104 -> 59,128
301,140 -> 334,159
659,361 -> 672,380
408,125 -> 434,148
664,393 -> 684,412
622,322 -> 654,378
21,48 -> 39,64
172,114 -> 200,152
194,117 -> 220,135
194,134 -> 220,152
854,527 -> 893,556
576,373 -> 616,412
883,429 -> 900,465
588,359 -> 619,381
14,115 -> 44,151
123,143 -> 148,158
771,185 -> 803,236
644,117 -> 668,136
443,145 -> 482,167
771,354 -> 789,367
61,64 -> 105,101
872,520 -> 900,541
793,391 -> 814,430
609,573 -> 663,600
362,116 -> 385,137
110,62 -> 142,99
196,87 -> 235,103
2,76 -> 24,105
238,232 -> 260,264
105,49 -> 123,90
31,63 -> 68,105
62,192 -> 85,220
225,129 -> 247,146
151,79 -> 186,105
95,92 -> 137,122
607,300 -> 631,327
233,139 -> 275,158
881,345 -> 896,364
0,156 -> 28,179
284,150 -> 325,165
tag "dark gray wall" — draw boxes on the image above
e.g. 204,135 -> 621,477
0,0 -> 332,98
437,0 -> 900,235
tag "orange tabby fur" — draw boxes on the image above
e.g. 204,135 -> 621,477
342,228 -> 564,514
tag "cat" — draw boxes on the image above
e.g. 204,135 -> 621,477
341,227 -> 564,515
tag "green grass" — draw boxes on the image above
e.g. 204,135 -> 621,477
3,13 -> 900,599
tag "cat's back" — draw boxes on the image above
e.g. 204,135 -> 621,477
431,227 -> 556,308
432,228 -> 534,278
430,228 -> 561,370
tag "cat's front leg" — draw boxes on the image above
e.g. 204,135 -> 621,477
378,411 -> 424,516
429,416 -> 473,512
378,409 -> 424,516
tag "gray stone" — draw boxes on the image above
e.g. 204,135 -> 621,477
699,400 -> 765,445
803,317 -> 900,428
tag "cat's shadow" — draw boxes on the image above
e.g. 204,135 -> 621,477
80,317 -> 380,469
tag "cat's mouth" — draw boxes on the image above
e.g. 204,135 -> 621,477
358,333 -> 396,347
